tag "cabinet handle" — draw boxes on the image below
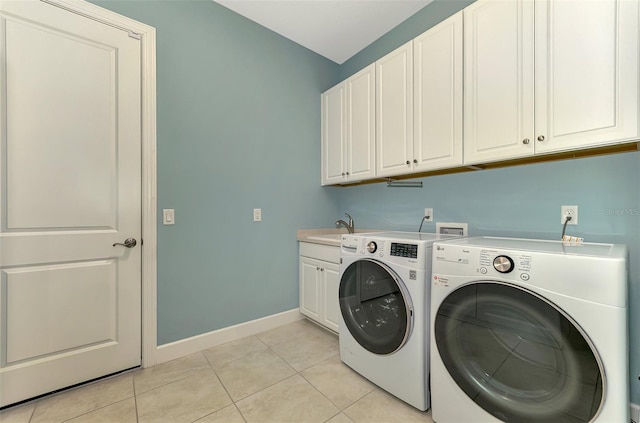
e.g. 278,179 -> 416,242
522,138 -> 530,145
406,160 -> 410,165
341,172 -> 345,176
320,268 -> 324,272
413,159 -> 418,164
316,267 -> 320,270
346,172 -> 349,176
537,135 -> 545,142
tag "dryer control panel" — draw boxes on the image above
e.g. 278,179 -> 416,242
433,244 -> 532,282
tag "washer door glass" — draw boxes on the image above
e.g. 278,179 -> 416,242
339,259 -> 412,355
435,282 -> 604,423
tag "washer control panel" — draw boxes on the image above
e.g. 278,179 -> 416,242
341,234 -> 428,269
390,242 -> 418,259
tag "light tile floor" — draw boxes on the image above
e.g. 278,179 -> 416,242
0,319 -> 434,423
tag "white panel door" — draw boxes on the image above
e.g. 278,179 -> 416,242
463,0 -> 535,165
535,0 -> 639,153
413,11 -> 463,172
0,0 -> 142,406
376,41 -> 413,178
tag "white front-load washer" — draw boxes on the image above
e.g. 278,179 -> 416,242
339,231 -> 450,411
430,236 -> 628,423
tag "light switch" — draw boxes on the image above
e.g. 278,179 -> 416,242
163,209 -> 175,225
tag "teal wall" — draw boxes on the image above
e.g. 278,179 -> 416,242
90,0 -> 342,344
92,0 -> 639,405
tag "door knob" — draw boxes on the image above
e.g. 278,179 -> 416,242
113,238 -> 137,248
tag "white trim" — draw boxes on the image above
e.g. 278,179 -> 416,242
42,0 -> 158,368
156,309 -> 305,364
631,402 -> 640,423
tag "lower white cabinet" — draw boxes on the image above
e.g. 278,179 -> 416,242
299,242 -> 340,332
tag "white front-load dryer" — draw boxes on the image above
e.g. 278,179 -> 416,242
430,236 -> 628,423
339,231 -> 451,411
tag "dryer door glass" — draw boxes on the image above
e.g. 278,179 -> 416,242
434,282 -> 604,423
339,259 -> 412,354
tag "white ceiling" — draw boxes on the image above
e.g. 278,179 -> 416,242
213,0 -> 434,64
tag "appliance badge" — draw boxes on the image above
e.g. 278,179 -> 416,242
409,270 -> 416,280
433,275 -> 449,287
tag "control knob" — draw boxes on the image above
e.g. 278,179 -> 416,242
493,255 -> 514,273
366,241 -> 377,254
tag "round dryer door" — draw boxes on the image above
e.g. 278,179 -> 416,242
339,259 -> 413,355
434,282 -> 605,422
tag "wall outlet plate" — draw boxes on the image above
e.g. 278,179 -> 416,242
162,209 -> 175,225
436,222 -> 468,237
424,208 -> 433,221
561,205 -> 578,225
253,208 -> 262,222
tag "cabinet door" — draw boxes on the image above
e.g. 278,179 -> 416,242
321,83 -> 346,185
346,64 -> 376,182
463,0 -> 535,165
414,11 -> 463,171
376,41 -> 414,177
322,262 -> 340,333
535,0 -> 639,153
299,257 -> 321,321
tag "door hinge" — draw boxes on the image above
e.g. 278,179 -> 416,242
128,31 -> 141,40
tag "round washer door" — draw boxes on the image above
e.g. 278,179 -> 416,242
435,282 -> 605,422
339,259 -> 413,355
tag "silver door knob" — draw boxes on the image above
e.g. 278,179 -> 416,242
537,135 -> 545,142
522,138 -> 530,144
113,238 -> 137,248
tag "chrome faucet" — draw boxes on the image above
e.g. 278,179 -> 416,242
335,213 -> 354,234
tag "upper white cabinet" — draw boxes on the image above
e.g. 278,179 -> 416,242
376,13 -> 463,178
463,0 -> 535,164
321,64 -> 375,185
375,41 -> 414,178
321,83 -> 346,185
413,11 -> 464,172
534,0 -> 639,154
464,0 -> 639,165
322,0 -> 639,182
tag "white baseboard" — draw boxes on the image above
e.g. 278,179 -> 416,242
155,309 -> 304,365
631,402 -> 640,423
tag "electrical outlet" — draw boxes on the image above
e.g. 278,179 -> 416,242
561,205 -> 578,225
424,208 -> 433,221
253,208 -> 262,222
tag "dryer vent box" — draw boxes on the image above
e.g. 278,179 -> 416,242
436,222 -> 468,237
